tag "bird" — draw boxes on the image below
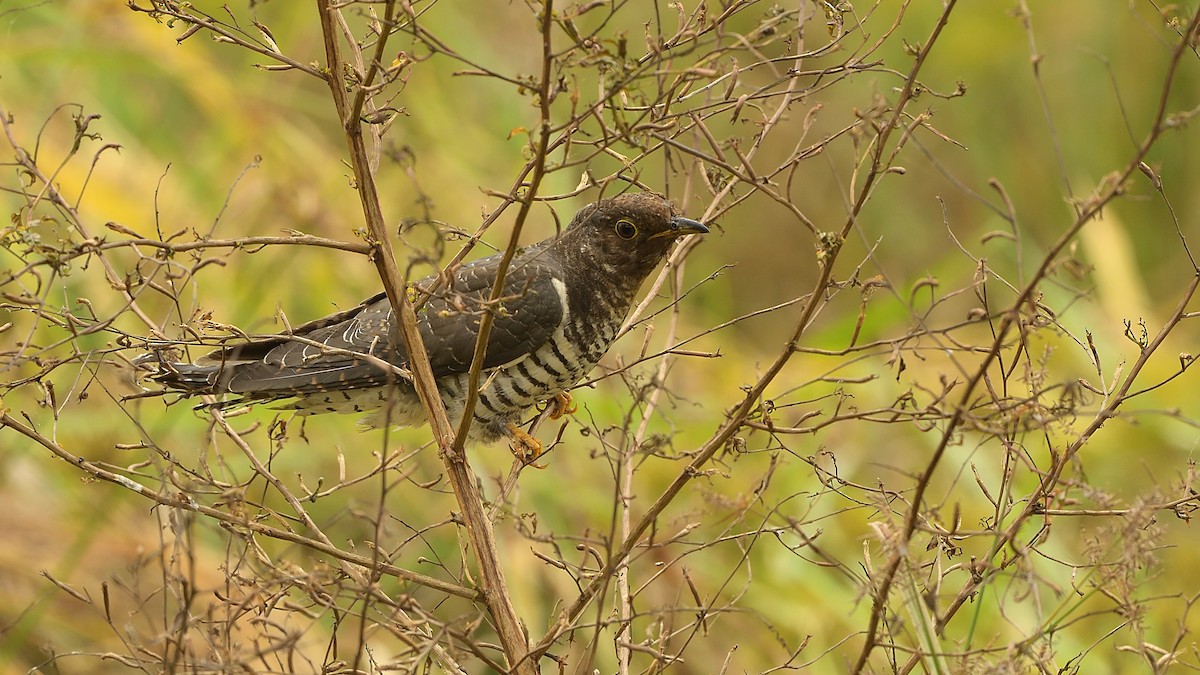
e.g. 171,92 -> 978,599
145,192 -> 708,458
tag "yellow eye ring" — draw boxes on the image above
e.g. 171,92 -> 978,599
615,219 -> 638,239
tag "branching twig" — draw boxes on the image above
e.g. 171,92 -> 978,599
314,2 -> 533,672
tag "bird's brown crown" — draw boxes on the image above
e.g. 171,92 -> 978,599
556,192 -> 707,281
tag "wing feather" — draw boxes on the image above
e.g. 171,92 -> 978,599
203,246 -> 564,397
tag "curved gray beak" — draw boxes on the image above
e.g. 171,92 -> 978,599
666,215 -> 709,238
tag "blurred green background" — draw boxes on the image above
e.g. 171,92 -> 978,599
2,1 -> 1199,673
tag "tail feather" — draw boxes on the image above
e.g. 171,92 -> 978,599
139,355 -> 222,393
136,349 -> 397,401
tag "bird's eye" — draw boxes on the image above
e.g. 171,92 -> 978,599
614,219 -> 638,240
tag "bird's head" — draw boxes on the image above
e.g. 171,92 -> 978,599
562,192 -> 708,280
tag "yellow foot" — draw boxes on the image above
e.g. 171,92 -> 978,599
548,391 -> 578,420
507,422 -> 547,468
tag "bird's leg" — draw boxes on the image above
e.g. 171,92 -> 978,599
547,391 -> 578,420
506,422 -> 547,467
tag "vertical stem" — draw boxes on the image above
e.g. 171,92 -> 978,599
617,262 -> 686,673
616,434 -> 636,675
530,3 -> 826,659
453,0 -> 557,448
315,3 -> 534,672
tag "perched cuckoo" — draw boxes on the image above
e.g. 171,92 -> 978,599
146,192 -> 708,457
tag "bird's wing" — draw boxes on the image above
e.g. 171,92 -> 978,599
419,251 -> 566,374
202,251 -> 565,397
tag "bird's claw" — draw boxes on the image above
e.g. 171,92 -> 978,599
507,423 -> 547,468
548,392 -> 578,420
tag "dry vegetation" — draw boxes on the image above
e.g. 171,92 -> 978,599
3,1 -> 1200,673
